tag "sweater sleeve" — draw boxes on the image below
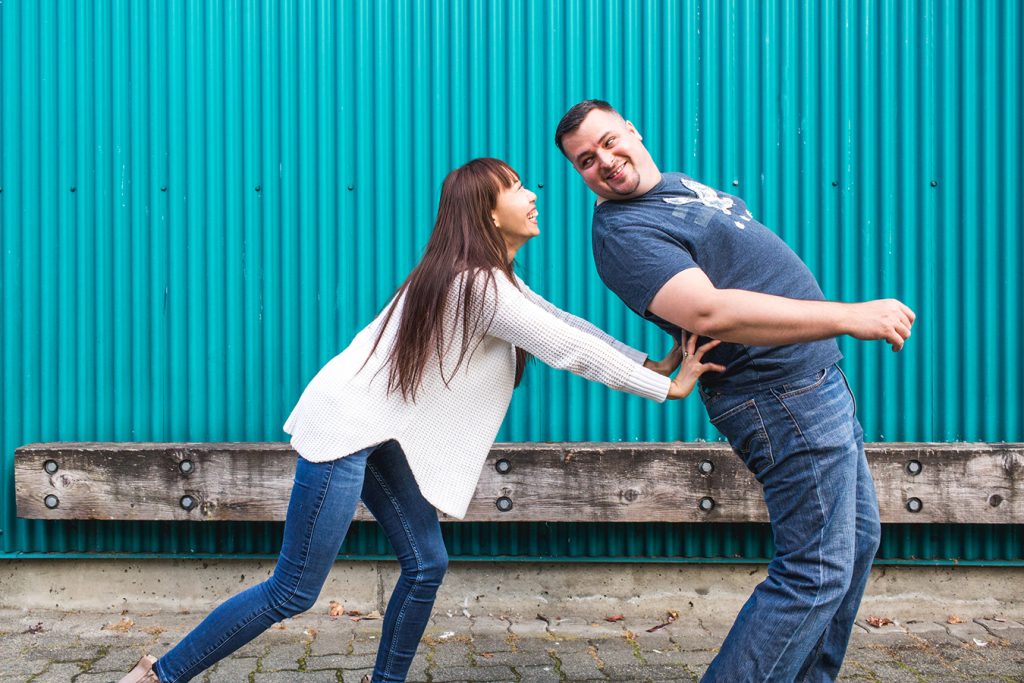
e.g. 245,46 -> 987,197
513,276 -> 649,365
476,272 -> 670,402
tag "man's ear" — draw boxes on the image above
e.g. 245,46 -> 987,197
625,120 -> 643,141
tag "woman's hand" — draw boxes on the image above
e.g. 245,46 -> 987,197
666,335 -> 727,400
644,341 -> 684,377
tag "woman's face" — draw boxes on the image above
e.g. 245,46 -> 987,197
492,179 -> 539,254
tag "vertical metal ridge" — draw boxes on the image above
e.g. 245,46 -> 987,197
2,0 -> 23,553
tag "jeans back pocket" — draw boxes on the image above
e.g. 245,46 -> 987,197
776,367 -> 829,399
709,398 -> 775,479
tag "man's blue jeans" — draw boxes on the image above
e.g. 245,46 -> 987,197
153,440 -> 447,683
699,365 -> 881,683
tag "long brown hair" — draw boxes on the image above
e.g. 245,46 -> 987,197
367,158 -> 529,401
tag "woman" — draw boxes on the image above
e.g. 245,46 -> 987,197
121,158 -> 723,683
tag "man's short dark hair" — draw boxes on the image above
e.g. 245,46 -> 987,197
554,99 -> 622,156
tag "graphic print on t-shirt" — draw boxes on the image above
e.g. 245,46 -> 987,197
662,177 -> 753,230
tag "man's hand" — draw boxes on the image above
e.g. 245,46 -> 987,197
644,342 -> 683,377
842,299 -> 916,351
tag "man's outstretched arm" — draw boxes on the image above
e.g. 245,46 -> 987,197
649,269 -> 916,351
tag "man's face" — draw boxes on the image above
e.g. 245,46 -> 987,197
560,109 -> 660,201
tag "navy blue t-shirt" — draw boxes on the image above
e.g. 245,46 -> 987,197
592,172 -> 842,392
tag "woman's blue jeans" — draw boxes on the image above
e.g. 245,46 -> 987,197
153,440 -> 448,683
699,365 -> 881,683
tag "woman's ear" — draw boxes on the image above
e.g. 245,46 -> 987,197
491,209 -> 501,229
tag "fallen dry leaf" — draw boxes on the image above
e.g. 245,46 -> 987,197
947,615 -> 963,625
866,616 -> 894,628
605,615 -> 625,622
141,626 -> 165,636
349,609 -> 382,623
478,652 -> 494,658
647,610 -> 679,633
271,623 -> 287,630
102,618 -> 135,632
328,601 -> 344,618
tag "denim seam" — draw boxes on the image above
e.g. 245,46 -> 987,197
764,439 -> 829,681
745,401 -> 774,471
775,366 -> 829,400
797,624 -> 831,683
748,400 -> 774,469
773,391 -> 807,438
712,399 -> 774,469
368,461 -> 423,680
709,398 -> 756,425
168,460 -> 338,683
835,364 -> 857,417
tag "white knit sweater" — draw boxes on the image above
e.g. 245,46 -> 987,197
283,269 -> 670,519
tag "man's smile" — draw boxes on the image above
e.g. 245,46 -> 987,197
605,161 -> 627,181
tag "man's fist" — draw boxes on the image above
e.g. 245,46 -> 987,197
844,299 -> 916,351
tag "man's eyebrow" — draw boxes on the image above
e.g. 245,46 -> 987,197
573,131 -> 613,165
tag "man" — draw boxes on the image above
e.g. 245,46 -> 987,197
556,100 -> 915,682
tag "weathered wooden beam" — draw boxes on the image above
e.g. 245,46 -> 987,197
14,442 -> 1024,524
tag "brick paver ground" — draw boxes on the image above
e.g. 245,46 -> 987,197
1,608 -> 1022,682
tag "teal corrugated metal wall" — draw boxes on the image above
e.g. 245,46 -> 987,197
2,0 -> 1021,563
